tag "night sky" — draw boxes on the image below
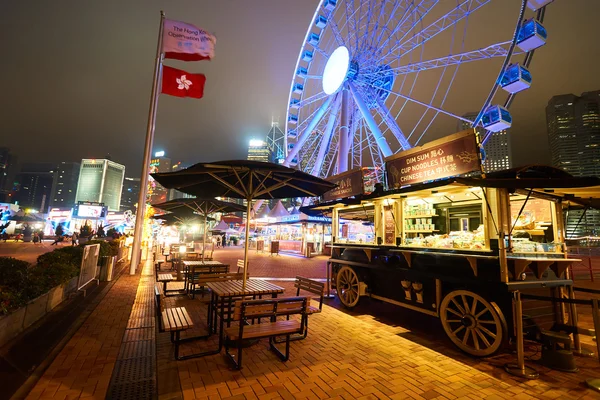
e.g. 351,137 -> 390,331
1,0 -> 599,176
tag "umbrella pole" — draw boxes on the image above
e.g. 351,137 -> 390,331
202,204 -> 207,263
243,198 -> 252,290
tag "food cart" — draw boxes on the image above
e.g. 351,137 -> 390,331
310,130 -> 600,359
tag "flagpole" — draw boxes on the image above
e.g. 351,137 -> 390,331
130,11 -> 165,275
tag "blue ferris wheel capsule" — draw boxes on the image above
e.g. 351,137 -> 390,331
500,64 -> 532,94
517,19 -> 547,52
482,106 -> 512,132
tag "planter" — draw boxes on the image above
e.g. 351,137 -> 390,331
78,236 -> 90,245
0,307 -> 26,347
23,234 -> 32,243
46,283 -> 65,311
23,292 -> 49,329
64,276 -> 78,297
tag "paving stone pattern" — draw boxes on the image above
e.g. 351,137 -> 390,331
160,248 -> 600,400
25,269 -> 142,399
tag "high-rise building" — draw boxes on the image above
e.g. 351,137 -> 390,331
120,177 -> 140,212
148,151 -> 171,204
13,163 -> 55,211
458,112 -> 512,172
247,139 -> 270,163
166,161 -> 195,201
546,91 -> 600,177
0,147 -> 18,203
50,161 -> 80,208
266,120 -> 286,164
75,159 -> 125,211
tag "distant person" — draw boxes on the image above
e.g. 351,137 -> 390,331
51,224 -> 64,246
72,232 -> 79,246
33,232 -> 40,244
216,235 -> 222,248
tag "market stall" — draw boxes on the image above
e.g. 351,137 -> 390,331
309,130 -> 600,360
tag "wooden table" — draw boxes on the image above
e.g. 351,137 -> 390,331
176,279 -> 284,360
182,261 -> 230,296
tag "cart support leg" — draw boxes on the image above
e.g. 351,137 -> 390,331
505,291 -> 538,379
568,286 -> 594,357
585,299 -> 600,392
325,261 -> 335,299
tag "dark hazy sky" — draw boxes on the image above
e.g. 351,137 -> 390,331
1,0 -> 599,176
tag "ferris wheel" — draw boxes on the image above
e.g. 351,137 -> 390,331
284,0 -> 553,181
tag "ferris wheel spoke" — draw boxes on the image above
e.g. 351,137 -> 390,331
285,95 -> 334,165
371,97 -> 411,151
375,0 -> 439,60
348,82 -> 393,158
378,0 -> 492,65
370,83 -> 472,124
296,91 -> 329,109
312,95 -> 341,176
366,41 -> 517,77
370,0 -> 407,51
344,0 -> 360,53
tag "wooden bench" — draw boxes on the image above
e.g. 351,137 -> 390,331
187,266 -> 231,298
154,285 -> 194,360
224,297 -> 308,369
157,273 -> 177,296
275,276 -> 325,342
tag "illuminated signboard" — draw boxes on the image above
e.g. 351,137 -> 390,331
278,214 -> 331,223
75,204 -> 107,219
385,129 -> 482,189
323,168 -> 364,202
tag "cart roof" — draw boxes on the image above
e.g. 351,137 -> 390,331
303,165 -> 600,213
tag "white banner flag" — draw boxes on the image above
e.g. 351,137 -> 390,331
162,18 -> 216,61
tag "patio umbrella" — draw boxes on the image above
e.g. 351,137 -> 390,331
151,160 -> 336,289
151,211 -> 214,226
152,197 -> 246,260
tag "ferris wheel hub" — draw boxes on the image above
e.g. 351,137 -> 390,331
322,45 -> 350,95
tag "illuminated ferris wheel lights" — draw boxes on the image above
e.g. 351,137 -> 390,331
322,45 -> 350,95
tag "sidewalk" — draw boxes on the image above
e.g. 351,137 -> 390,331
24,267 -> 143,399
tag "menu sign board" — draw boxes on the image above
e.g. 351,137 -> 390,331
323,168 -> 364,202
383,205 -> 395,245
385,130 -> 482,189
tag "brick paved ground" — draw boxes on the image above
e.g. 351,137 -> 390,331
158,248 -> 600,400
25,268 -> 142,399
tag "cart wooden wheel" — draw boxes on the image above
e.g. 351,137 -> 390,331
440,290 -> 507,357
336,266 -> 361,308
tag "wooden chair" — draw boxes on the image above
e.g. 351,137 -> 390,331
275,276 -> 324,342
187,264 -> 230,298
224,297 -> 307,369
154,285 -> 194,360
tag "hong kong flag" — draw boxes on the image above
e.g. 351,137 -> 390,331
161,65 -> 206,99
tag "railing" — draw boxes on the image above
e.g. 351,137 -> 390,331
567,247 -> 600,282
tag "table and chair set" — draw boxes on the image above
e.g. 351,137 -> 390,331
153,256 -> 325,369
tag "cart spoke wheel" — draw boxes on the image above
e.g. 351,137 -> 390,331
336,266 -> 361,309
440,290 -> 507,357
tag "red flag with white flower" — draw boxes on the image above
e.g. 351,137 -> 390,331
161,66 -> 206,99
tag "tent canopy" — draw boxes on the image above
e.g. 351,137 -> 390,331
268,200 -> 289,218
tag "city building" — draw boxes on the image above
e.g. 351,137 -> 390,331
458,112 -> 512,173
546,91 -> 600,238
75,159 -> 125,211
247,139 -> 270,163
0,147 -> 18,203
13,163 -> 56,211
50,161 -> 80,208
546,90 -> 600,177
120,177 -> 140,212
266,120 -> 286,164
166,161 -> 195,201
148,151 -> 171,204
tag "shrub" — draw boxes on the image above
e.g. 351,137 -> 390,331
27,262 -> 79,298
0,257 -> 30,289
84,240 -> 114,258
37,246 -> 84,268
79,223 -> 92,238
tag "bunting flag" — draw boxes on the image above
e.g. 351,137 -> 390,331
162,18 -> 216,61
161,66 -> 206,99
